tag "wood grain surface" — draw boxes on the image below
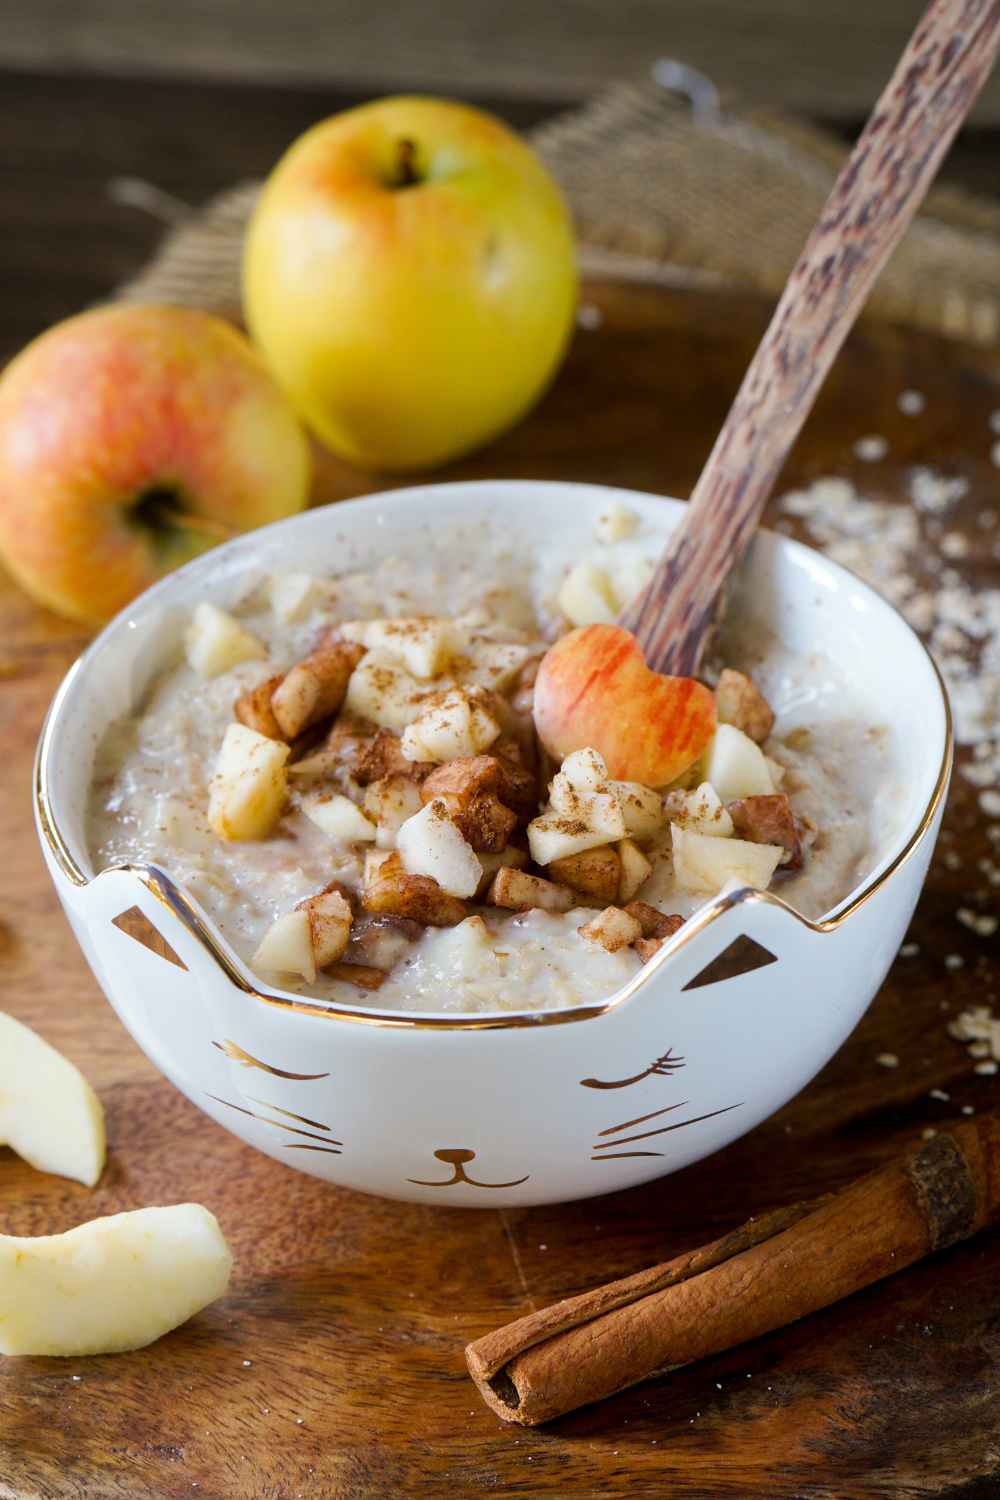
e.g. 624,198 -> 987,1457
2,274 -> 1000,1498
11,0 -> 1000,126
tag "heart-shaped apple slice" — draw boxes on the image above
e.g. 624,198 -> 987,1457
533,624 -> 716,786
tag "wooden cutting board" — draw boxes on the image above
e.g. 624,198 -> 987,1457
2,278 -> 1000,1500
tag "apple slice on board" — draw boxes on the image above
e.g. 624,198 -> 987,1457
0,1011 -> 105,1187
0,1205 -> 232,1356
533,624 -> 716,787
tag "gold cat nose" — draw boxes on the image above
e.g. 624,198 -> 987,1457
434,1148 -> 476,1164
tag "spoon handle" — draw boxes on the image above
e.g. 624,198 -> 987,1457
620,0 -> 1000,677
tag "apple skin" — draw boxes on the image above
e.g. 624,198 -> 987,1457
243,96 -> 578,471
533,624 -> 717,787
0,304 -> 311,624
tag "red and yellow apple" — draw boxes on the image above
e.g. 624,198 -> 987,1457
243,96 -> 577,471
0,304 -> 311,624
533,624 -> 716,787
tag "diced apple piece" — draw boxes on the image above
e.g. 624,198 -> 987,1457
234,674 -> 284,740
624,901 -> 685,940
184,603 -> 265,680
617,838 -> 652,902
528,813 -> 613,865
557,561 -> 618,626
345,652 -> 427,733
208,724 -> 290,841
303,792 -> 377,842
702,724 -> 775,800
488,866 -> 574,913
432,915 -> 499,978
0,1204 -> 232,1356
456,639 -> 535,692
442,791 -> 517,853
363,850 -> 469,926
663,781 -> 734,837
0,1012 -> 105,1188
400,688 -> 501,763
355,729 -> 419,784
549,774 -> 626,841
727,793 -> 802,868
364,773 -> 425,848
549,845 -> 621,905
475,845 -> 529,899
268,572 -> 322,623
533,624 -> 716,787
397,799 -> 483,898
594,502 -> 638,544
340,617 -> 462,679
607,549 -> 655,612
252,908 -> 316,982
671,824 -> 783,894
271,642 -> 363,739
298,887 -> 352,967
614,781 -> 666,839
560,747 -> 610,792
578,905 -> 643,952
715,668 -> 775,744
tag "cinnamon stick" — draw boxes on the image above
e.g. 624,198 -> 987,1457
466,1116 -> 1000,1425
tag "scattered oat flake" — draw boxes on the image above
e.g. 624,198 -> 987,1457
981,791 -> 1000,817
957,908 -> 998,936
992,441 -> 1000,469
929,1088 -> 950,1101
945,954 -> 966,970
922,1128 -> 938,1140
854,435 -> 889,462
577,304 -> 602,330
961,1104 -> 976,1115
898,390 -> 926,416
900,942 -> 920,957
990,411 -> 1000,435
876,1052 -> 899,1069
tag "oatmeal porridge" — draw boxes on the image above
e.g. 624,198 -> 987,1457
88,503 -> 901,1013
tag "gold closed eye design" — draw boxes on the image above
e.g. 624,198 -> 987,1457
580,1047 -> 685,1090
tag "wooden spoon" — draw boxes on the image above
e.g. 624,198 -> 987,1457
618,0 -> 1000,677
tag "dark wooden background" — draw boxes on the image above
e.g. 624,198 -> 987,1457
2,21 -> 1000,1500
7,0 -> 1000,120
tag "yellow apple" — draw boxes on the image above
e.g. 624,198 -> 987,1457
243,96 -> 577,470
0,305 -> 311,624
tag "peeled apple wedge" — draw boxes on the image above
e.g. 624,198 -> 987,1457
0,1012 -> 105,1187
208,723 -> 290,840
0,1204 -> 232,1356
184,603 -> 265,680
701,724 -> 774,800
671,825 -> 783,894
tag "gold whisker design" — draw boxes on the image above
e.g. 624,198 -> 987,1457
283,1144 -> 343,1155
212,1039 -> 329,1079
598,1100 -> 688,1138
246,1097 -> 331,1132
206,1094 -> 342,1146
590,1151 -> 664,1161
592,1103 -> 743,1151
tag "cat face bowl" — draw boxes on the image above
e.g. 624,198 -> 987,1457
35,482 -> 950,1206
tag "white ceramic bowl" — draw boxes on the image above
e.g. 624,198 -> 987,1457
35,482 -> 951,1207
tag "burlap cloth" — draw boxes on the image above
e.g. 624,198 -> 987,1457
117,78 -> 1000,345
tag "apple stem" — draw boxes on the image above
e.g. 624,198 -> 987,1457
393,138 -> 420,188
158,507 -> 238,543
